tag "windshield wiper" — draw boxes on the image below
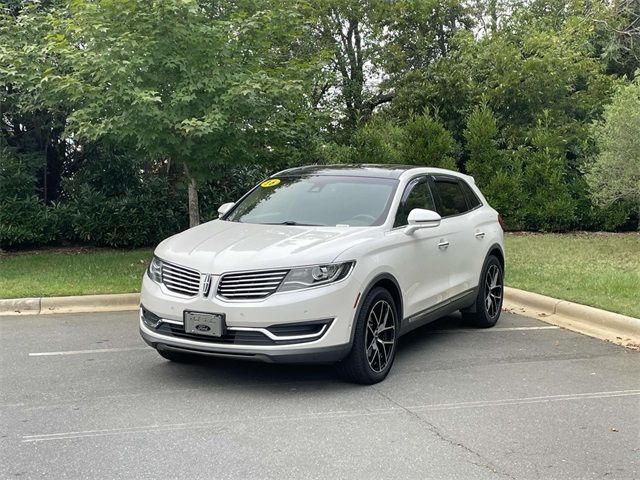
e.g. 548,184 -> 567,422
264,221 -> 324,226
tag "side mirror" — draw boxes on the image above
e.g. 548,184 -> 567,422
218,202 -> 234,218
404,209 -> 441,235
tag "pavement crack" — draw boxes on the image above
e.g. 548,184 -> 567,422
372,386 -> 516,480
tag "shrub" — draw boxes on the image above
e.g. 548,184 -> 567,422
586,79 -> 640,228
0,144 -> 59,248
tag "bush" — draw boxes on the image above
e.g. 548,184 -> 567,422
66,181 -> 185,248
1,145 -> 188,249
0,145 -> 58,248
326,110 -> 458,169
586,79 -> 640,228
464,108 -> 581,231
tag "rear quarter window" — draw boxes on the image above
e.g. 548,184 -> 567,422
459,180 -> 482,209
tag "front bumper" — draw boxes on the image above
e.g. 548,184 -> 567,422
139,272 -> 360,363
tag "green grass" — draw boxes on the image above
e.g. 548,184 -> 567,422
1,233 -> 638,318
505,233 -> 640,318
0,248 -> 153,298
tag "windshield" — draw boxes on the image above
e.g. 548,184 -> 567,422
225,175 -> 399,227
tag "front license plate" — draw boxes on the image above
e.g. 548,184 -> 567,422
184,311 -> 224,337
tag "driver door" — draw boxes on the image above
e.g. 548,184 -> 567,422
387,176 -> 452,320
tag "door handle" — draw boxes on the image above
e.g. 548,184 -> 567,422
475,231 -> 485,239
438,240 -> 450,249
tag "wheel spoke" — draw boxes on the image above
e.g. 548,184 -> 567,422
378,342 -> 387,366
367,322 -> 376,336
377,303 -> 389,333
374,349 -> 382,369
366,341 -> 375,358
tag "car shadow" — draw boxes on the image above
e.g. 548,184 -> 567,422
396,313 -> 468,357
142,313 -> 471,388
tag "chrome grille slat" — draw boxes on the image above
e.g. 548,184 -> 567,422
221,282 -> 280,290
217,269 -> 289,300
222,271 -> 289,279
162,266 -> 199,280
221,278 -> 284,284
162,272 -> 200,285
161,262 -> 200,297
220,292 -> 275,297
219,288 -> 276,293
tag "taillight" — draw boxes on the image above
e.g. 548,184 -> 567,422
498,214 -> 506,231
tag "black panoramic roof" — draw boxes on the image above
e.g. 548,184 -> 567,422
274,164 -> 417,179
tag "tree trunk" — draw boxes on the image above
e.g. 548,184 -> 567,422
183,163 -> 200,228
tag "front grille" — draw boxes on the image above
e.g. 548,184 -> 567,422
161,262 -> 200,296
217,269 -> 289,300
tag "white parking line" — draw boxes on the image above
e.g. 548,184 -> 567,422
406,389 -> 640,411
21,388 -> 640,443
28,347 -> 149,357
430,326 -> 560,333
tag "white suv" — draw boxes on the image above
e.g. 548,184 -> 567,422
140,165 -> 504,384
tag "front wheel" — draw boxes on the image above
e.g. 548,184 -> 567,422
463,255 -> 504,328
337,287 -> 398,384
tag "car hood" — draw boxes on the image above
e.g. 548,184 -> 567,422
155,220 -> 378,274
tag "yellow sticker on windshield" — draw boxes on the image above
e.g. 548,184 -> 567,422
260,179 -> 281,188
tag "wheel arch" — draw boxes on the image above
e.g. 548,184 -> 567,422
350,273 -> 403,343
463,243 -> 505,314
488,242 -> 505,270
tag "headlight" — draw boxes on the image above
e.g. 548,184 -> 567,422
147,256 -> 163,283
277,261 -> 355,292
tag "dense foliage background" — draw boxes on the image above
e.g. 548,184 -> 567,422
1,0 -> 639,248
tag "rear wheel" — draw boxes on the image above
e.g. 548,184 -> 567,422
463,255 -> 503,328
337,287 -> 398,384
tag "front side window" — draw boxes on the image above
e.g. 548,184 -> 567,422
225,175 -> 399,227
394,177 -> 436,227
434,180 -> 469,217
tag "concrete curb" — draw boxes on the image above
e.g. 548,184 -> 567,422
0,293 -> 140,315
1,289 -> 638,348
503,287 -> 640,348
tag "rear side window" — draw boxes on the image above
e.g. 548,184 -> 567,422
394,177 -> 436,227
459,180 -> 482,209
434,180 -> 469,217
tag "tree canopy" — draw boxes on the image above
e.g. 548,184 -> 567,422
1,0 -> 638,248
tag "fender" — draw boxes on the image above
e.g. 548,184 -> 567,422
349,272 -> 404,344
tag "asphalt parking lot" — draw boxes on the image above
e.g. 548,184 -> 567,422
1,310 -> 638,479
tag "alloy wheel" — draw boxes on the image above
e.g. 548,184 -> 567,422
365,300 -> 396,373
485,264 -> 503,318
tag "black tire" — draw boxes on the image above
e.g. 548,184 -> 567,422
336,287 -> 399,384
463,255 -> 503,328
157,348 -> 195,363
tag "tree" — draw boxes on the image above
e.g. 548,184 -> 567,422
32,0 -> 307,226
464,103 -> 502,186
586,79 -> 640,219
305,0 -> 469,133
464,104 -> 524,228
